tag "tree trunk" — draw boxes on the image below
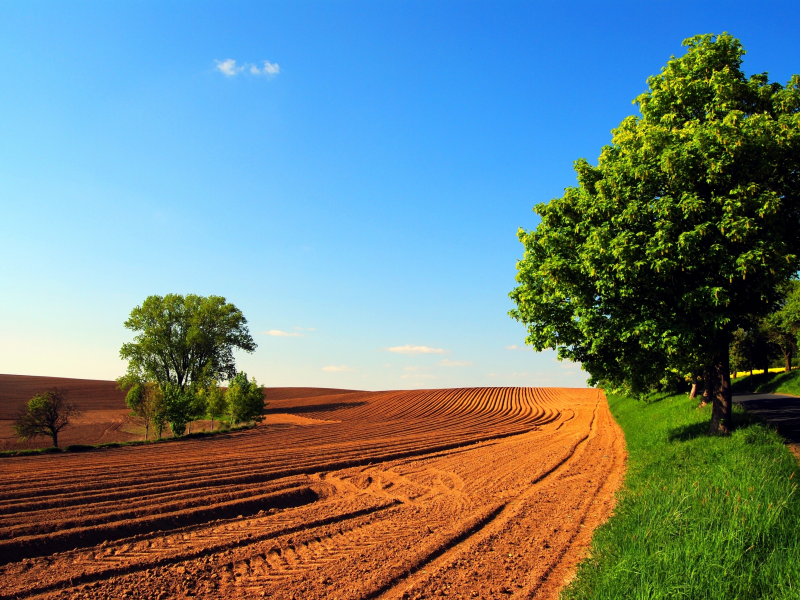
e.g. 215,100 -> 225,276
51,430 -> 58,448
689,372 -> 698,399
710,345 -> 733,435
211,417 -> 214,432
700,365 -> 712,408
785,348 -> 792,372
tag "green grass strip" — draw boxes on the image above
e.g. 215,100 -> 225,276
562,393 -> 799,600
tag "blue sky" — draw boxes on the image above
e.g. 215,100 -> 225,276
2,1 -> 799,390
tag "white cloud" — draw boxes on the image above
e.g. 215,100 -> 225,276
216,59 -> 280,77
384,345 -> 449,355
322,365 -> 356,372
249,61 -> 280,76
294,326 -> 316,331
263,330 -> 303,337
437,359 -> 474,367
505,344 -> 533,351
215,59 -> 243,76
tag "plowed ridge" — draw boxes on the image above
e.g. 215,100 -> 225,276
0,387 -> 625,600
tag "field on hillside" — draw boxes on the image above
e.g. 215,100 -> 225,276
0,385 -> 625,600
0,374 -> 358,450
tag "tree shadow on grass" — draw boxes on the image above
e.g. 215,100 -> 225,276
667,409 -> 760,442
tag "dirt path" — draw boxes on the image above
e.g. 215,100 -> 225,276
0,387 -> 625,600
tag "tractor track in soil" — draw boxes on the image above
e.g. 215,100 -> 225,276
0,386 -> 625,600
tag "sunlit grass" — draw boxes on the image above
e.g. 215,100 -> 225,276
562,393 -> 799,599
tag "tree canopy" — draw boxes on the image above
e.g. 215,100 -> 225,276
119,294 -> 257,392
510,33 -> 800,433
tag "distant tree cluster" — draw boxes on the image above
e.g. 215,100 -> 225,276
122,375 -> 265,439
117,293 -> 266,439
729,280 -> 800,377
510,33 -> 800,434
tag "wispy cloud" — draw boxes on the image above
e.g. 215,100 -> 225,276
437,359 -> 474,367
215,59 -> 280,77
401,373 -> 437,380
384,345 -> 449,355
294,326 -> 316,331
322,365 -> 356,372
215,59 -> 244,76
250,61 -> 280,76
263,330 -> 303,337
505,344 -> 532,351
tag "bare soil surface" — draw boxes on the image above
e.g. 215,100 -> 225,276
0,375 -> 127,420
0,387 -> 625,600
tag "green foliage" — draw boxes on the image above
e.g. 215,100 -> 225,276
162,383 -> 196,437
510,33 -> 800,396
227,372 -> 265,425
562,393 -> 800,599
763,280 -> 800,369
119,294 -> 257,392
729,323 -> 776,374
204,382 -> 228,431
120,380 -> 167,440
12,388 -> 80,448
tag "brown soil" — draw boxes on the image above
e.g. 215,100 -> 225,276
0,386 -> 626,600
0,375 -> 356,450
0,375 -> 127,420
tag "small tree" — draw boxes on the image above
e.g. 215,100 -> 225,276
227,372 -> 265,426
162,383 -> 195,437
205,382 -> 227,432
13,388 -> 80,448
186,387 -> 208,434
122,381 -> 167,441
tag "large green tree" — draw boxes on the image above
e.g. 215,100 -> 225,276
120,294 -> 257,392
510,33 -> 800,433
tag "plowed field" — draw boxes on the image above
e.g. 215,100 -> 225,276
0,374 -> 356,450
0,387 -> 625,600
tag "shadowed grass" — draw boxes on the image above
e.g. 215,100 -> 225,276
731,369 -> 800,396
561,393 -> 799,600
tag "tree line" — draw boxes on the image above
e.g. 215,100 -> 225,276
509,33 -> 800,434
122,373 -> 265,439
